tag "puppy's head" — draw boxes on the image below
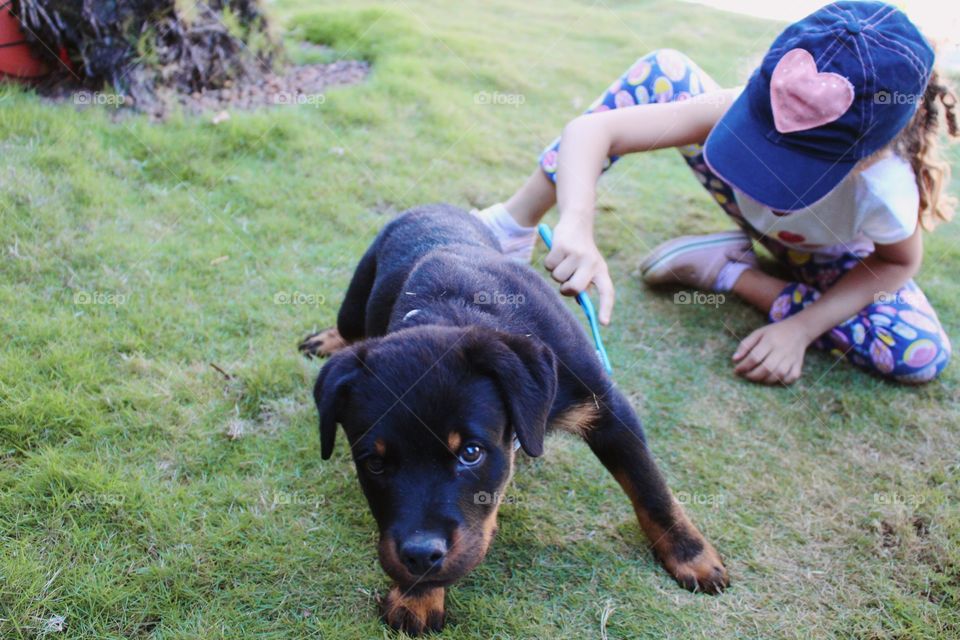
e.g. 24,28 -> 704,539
313,325 -> 557,587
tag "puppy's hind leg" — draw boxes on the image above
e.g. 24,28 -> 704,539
573,390 -> 729,593
336,240 -> 379,343
299,241 -> 378,358
298,327 -> 348,359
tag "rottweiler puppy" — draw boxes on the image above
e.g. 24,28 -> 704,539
300,204 -> 728,635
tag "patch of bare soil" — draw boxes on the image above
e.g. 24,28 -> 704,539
32,55 -> 369,120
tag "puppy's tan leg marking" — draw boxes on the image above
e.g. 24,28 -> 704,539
381,584 -> 446,635
298,327 -> 348,358
550,400 -> 601,437
612,470 -> 729,594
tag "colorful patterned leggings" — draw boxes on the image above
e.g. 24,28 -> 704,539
539,49 -> 951,384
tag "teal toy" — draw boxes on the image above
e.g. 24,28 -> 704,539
537,224 -> 613,375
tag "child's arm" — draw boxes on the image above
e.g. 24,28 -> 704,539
545,88 -> 741,324
733,228 -> 923,384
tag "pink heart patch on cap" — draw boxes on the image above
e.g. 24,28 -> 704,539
770,48 -> 855,134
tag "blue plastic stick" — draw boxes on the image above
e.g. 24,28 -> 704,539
537,224 -> 613,374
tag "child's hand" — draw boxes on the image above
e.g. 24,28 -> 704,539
732,319 -> 812,385
543,219 -> 615,325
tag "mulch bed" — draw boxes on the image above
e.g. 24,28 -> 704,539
25,54 -> 369,120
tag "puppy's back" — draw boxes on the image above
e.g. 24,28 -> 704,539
375,204 -> 502,271
338,204 -> 503,339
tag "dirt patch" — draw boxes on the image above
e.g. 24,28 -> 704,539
33,53 -> 369,120
164,59 -> 368,116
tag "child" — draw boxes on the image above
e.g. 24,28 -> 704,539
476,1 -> 958,385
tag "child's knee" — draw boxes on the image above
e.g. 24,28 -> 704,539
866,328 -> 952,384
636,48 -> 696,71
828,308 -> 951,383
891,331 -> 952,384
623,49 -> 703,101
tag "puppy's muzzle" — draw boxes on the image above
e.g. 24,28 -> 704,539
400,533 -> 448,576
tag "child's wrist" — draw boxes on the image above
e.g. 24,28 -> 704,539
784,310 -> 825,344
557,207 -> 595,230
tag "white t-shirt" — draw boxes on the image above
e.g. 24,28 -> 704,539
733,153 -> 919,255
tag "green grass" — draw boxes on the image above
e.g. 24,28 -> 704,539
2,1 -> 959,638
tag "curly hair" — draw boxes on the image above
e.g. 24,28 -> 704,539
892,68 -> 960,230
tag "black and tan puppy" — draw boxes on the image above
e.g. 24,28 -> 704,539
300,204 -> 728,635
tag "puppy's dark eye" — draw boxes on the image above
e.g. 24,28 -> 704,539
365,457 -> 385,475
458,443 -> 484,466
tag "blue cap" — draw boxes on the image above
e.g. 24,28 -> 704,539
704,1 -> 934,212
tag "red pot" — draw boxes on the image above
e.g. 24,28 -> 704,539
0,1 -> 49,79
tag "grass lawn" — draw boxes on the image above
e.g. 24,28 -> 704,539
2,0 -> 959,638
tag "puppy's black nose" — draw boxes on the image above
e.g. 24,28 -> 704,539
400,534 -> 447,575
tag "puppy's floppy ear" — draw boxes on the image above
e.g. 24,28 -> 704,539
312,347 -> 363,460
463,328 -> 558,457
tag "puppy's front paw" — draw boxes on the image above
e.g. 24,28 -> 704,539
298,327 -> 347,359
663,540 -> 729,594
380,584 -> 445,635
